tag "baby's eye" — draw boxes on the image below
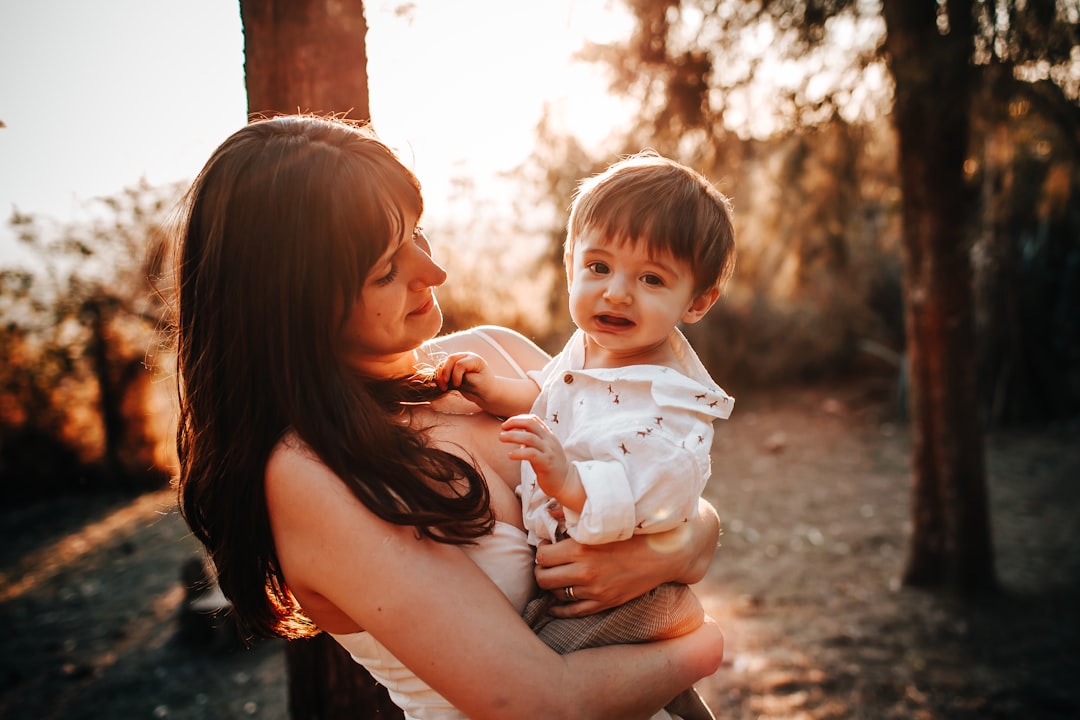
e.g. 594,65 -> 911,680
587,261 -> 610,275
642,274 -> 664,287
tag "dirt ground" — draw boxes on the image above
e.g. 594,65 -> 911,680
2,377 -> 1078,720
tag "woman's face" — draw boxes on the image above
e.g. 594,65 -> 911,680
340,213 -> 448,376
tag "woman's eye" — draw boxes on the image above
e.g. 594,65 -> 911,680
413,226 -> 432,255
374,265 -> 399,286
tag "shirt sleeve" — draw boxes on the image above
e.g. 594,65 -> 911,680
561,424 -> 709,545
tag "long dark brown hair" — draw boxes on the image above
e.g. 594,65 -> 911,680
174,116 -> 493,639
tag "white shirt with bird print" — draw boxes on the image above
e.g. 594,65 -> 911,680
520,327 -> 733,546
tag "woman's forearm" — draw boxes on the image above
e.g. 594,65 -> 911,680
554,619 -> 724,720
534,497 -> 720,616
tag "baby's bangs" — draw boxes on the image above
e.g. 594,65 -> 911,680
573,192 -> 664,250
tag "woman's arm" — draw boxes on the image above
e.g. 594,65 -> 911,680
534,497 -> 721,618
266,443 -> 723,720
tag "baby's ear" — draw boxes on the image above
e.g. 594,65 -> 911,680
682,286 -> 720,324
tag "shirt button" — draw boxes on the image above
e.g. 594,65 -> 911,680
563,373 -> 574,384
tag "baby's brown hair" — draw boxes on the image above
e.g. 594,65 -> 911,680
566,151 -> 736,297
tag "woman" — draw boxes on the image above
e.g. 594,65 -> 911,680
174,114 -> 723,719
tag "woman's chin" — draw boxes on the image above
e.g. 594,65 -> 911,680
415,303 -> 444,340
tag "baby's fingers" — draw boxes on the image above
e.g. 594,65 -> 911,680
434,353 -> 461,390
500,413 -> 550,434
499,426 -> 540,450
433,362 -> 451,391
437,352 -> 478,390
447,361 -> 470,390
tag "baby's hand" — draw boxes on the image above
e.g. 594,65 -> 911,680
436,352 -> 490,398
500,414 -> 575,506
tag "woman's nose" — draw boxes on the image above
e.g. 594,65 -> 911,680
409,248 -> 447,290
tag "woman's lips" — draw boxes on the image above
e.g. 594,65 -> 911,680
409,296 -> 435,316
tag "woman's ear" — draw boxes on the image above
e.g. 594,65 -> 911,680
682,286 -> 720,324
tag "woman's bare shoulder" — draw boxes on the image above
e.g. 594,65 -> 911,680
432,325 -> 551,372
265,433 -> 363,523
266,432 -> 320,482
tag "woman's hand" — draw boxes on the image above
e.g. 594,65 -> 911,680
534,498 -> 720,617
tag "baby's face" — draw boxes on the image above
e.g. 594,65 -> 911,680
566,230 -> 702,367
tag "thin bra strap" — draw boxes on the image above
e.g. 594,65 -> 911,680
471,328 -> 529,380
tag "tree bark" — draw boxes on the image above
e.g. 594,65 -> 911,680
882,0 -> 996,595
240,0 -> 371,121
286,634 -> 403,720
82,297 -> 127,488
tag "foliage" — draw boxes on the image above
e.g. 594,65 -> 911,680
0,181 -> 183,500
577,0 -> 887,146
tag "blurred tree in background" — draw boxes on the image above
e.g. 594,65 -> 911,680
882,0 -> 993,596
0,180 -> 181,501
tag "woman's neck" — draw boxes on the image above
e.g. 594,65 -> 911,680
349,348 -> 426,381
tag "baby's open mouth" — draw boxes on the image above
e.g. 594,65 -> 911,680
596,314 -> 634,327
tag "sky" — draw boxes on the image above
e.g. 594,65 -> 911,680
0,0 -> 632,254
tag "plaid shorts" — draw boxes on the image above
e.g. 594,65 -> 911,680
522,581 -> 702,653
523,583 -> 715,720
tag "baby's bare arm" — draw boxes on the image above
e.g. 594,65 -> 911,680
437,352 -> 539,417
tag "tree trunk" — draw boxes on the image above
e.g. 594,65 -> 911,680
83,298 -> 127,489
286,634 -> 403,720
237,1 -> 399,717
882,0 -> 997,595
240,0 -> 371,120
